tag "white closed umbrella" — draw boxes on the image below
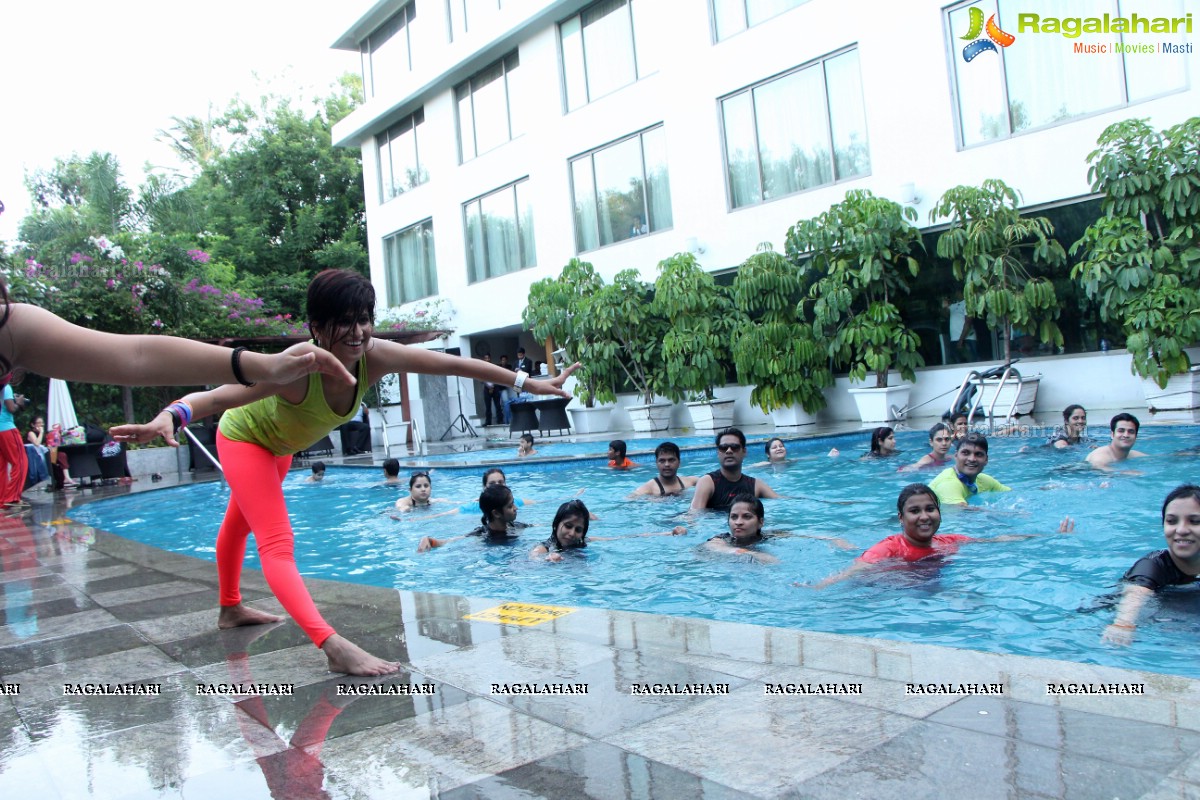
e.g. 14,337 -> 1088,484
47,379 -> 79,431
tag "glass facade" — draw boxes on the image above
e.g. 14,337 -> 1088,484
464,179 -> 536,283
947,0 -> 1189,147
383,219 -> 438,305
377,109 -> 427,202
456,52 -> 522,162
721,48 -> 869,208
570,126 -> 673,252
360,3 -> 416,100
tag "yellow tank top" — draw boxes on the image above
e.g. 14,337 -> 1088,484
218,355 -> 369,455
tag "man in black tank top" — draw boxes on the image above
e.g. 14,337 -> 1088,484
633,442 -> 699,496
690,428 -> 780,512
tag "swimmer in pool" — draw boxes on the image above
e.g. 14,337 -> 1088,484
517,434 -> 538,457
418,484 -> 532,551
811,483 -> 1074,588
1086,412 -> 1147,470
864,427 -> 898,459
1101,484 -> 1200,646
305,462 -> 326,483
529,499 -> 687,561
747,437 -> 791,468
703,495 -> 856,566
632,442 -> 699,497
903,423 -> 953,471
114,269 -> 578,676
394,471 -> 454,512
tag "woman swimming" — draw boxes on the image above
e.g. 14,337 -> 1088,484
394,471 -> 453,512
1102,484 -> 1200,646
813,483 -> 1073,587
529,499 -> 685,561
904,423 -> 953,471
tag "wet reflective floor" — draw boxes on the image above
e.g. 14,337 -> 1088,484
3,477 -> 1200,799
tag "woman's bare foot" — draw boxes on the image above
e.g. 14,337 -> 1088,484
321,634 -> 400,676
218,603 -> 284,629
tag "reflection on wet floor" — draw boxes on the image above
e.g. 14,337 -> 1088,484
2,482 -> 1200,799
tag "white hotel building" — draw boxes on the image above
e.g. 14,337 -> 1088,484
331,0 -> 1197,434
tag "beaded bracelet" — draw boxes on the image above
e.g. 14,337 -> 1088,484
231,346 -> 256,387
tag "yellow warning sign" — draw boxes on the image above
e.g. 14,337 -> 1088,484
464,602 -> 576,627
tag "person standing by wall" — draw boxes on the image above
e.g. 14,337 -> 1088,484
0,375 -> 29,509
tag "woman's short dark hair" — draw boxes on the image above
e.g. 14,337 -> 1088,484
482,467 -> 506,486
870,427 -> 895,454
928,422 -> 951,442
728,493 -> 764,522
409,471 -> 430,489
764,437 -> 784,456
550,499 -> 591,549
1162,484 -> 1200,520
306,269 -> 375,347
897,483 -> 939,514
479,484 -> 513,525
1062,404 -> 1085,422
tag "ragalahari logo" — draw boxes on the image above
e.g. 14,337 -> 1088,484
960,6 -> 1016,61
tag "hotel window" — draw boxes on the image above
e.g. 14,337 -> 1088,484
360,3 -> 416,100
447,0 -> 502,41
720,47 -> 869,209
570,125 -> 673,253
383,220 -> 438,305
560,0 -> 662,111
377,110 -> 428,202
456,52 -> 522,162
710,0 -> 809,41
464,179 -> 535,283
947,0 -> 1189,148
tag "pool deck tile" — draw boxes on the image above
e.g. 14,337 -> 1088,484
3,460 -> 1200,799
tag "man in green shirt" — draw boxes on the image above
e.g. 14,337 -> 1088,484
929,433 -> 1010,505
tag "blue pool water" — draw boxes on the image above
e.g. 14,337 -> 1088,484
70,427 -> 1200,678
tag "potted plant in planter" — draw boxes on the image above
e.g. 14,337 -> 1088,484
786,190 -> 924,424
932,179 -> 1067,416
523,259 -> 621,433
586,268 -> 671,431
653,252 -> 742,430
1071,117 -> 1200,410
731,243 -> 833,426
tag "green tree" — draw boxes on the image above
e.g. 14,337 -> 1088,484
787,190 -> 924,388
932,179 -> 1066,367
1071,117 -> 1200,388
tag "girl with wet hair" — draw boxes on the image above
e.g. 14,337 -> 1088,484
113,269 -> 579,677
866,427 -> 898,458
1102,484 -> 1200,646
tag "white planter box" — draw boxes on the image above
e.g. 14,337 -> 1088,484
769,403 -> 819,427
847,384 -> 912,424
685,398 -> 735,430
1142,366 -> 1200,411
628,402 -> 672,432
976,374 -> 1041,417
567,405 -> 612,434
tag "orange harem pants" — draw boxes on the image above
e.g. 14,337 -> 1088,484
215,431 -> 335,648
0,428 -> 28,506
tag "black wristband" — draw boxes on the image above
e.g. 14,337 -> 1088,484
230,347 -> 256,387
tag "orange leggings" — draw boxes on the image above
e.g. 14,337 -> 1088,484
216,431 -> 335,648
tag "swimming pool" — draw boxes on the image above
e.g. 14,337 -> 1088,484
70,426 -> 1200,678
